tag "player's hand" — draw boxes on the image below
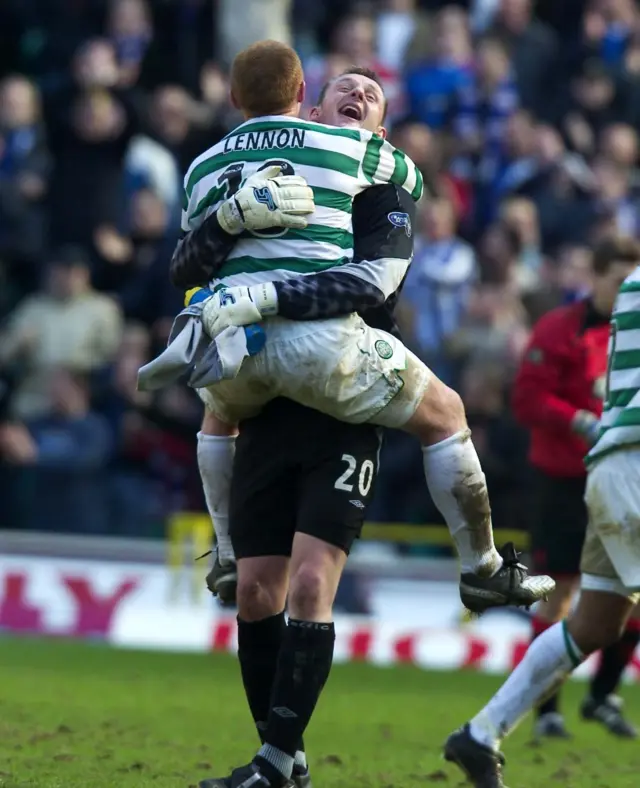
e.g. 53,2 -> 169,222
201,283 -> 278,337
217,165 -> 314,235
572,409 -> 600,446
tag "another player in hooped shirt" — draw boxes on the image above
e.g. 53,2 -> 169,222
444,236 -> 640,788
512,237 -> 640,740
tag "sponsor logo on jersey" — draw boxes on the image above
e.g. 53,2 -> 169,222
375,339 -> 394,359
388,211 -> 412,237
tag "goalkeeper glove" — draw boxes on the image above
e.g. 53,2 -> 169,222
217,166 -> 314,235
202,283 -> 278,337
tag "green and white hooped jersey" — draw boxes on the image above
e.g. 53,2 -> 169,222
588,266 -> 640,465
181,115 -> 423,287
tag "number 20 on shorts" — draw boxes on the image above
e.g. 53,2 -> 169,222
334,454 -> 374,496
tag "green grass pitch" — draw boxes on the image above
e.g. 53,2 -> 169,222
2,637 -> 640,787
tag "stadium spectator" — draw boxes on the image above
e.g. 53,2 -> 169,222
218,0 -> 293,66
46,39 -> 139,247
0,75 -> 51,311
377,0 -> 430,72
401,196 -> 477,386
490,0 -> 559,116
450,34 -> 520,229
106,0 -> 153,89
304,12 -> 404,118
0,246 -> 123,419
0,367 -> 113,533
405,5 -> 473,130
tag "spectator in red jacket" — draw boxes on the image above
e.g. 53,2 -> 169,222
512,235 -> 639,739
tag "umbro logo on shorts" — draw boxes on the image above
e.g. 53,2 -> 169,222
349,499 -> 365,509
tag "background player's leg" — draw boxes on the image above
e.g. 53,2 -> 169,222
444,588 -> 635,787
256,534 -> 345,785
199,411 -> 238,602
582,613 -> 640,737
531,577 -> 577,737
472,590 -> 634,748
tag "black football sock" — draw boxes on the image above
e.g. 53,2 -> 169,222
256,619 -> 335,781
237,613 -> 307,771
238,612 -> 286,737
590,622 -> 640,702
531,616 -> 560,717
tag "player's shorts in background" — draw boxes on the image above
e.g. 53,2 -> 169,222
197,313 -> 431,428
229,399 -> 381,558
530,471 -> 587,576
581,448 -> 640,602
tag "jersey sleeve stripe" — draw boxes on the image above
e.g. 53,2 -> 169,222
237,225 -> 353,250
186,147 -> 361,198
391,149 -> 409,189
218,254 -> 350,277
619,280 -> 640,294
223,119 -> 363,141
411,167 -> 424,201
362,135 -> 384,184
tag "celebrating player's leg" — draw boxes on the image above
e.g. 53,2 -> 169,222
512,247 -> 639,739
197,401 -> 381,788
443,236 -> 640,788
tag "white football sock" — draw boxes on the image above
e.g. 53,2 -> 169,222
197,432 -> 236,563
422,431 -> 502,575
469,621 -> 584,750
294,750 -> 307,772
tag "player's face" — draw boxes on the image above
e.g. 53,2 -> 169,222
310,74 -> 386,137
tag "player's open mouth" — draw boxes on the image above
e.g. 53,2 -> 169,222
339,103 -> 363,121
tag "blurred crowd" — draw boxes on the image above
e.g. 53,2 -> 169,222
0,0 -> 637,537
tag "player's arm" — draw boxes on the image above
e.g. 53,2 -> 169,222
512,315 -> 597,441
170,214 -> 236,290
274,183 -> 415,320
202,184 -> 416,332
170,166 -> 314,289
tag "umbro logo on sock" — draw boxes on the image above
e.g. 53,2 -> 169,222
272,706 -> 298,718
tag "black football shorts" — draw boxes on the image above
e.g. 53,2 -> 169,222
229,399 -> 381,559
530,470 -> 587,577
